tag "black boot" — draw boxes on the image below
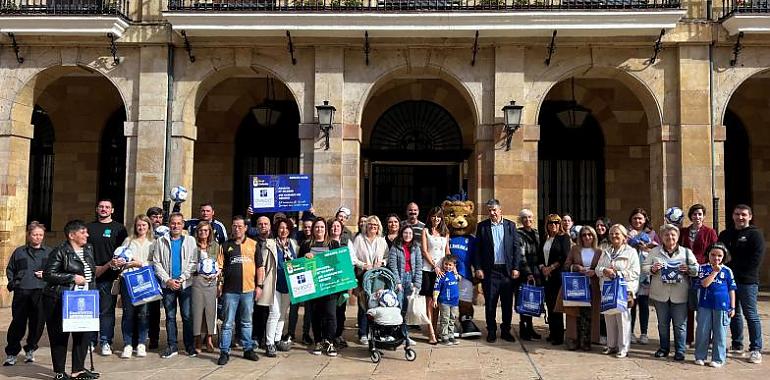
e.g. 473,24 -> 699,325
519,322 -> 532,341
527,320 -> 542,340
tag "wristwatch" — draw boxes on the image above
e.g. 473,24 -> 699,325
256,284 -> 264,289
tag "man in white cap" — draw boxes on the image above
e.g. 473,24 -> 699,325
335,207 -> 353,245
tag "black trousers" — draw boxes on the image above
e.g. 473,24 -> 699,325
482,265 -> 514,334
5,289 -> 46,355
544,278 -> 564,343
335,303 -> 347,338
311,295 -> 337,343
147,300 -> 162,344
45,296 -> 90,374
251,304 -> 270,342
287,302 -> 313,339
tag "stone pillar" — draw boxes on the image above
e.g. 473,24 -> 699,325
713,124 -> 727,229
310,46 -> 348,220
170,121 -> 196,218
0,120 -> 33,306
648,123 -> 678,221
473,124 -> 495,215
124,45 -> 171,222
677,45 -> 714,221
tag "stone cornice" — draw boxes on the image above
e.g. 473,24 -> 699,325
0,16 -> 129,37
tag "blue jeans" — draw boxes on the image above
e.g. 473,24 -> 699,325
730,283 -> 763,351
695,307 -> 729,363
220,291 -> 255,354
653,300 -> 687,355
398,272 -> 415,317
121,282 -> 148,346
630,294 -> 649,335
162,287 -> 193,352
96,280 -> 117,345
358,297 -> 368,338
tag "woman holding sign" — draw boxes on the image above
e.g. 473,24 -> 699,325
642,224 -> 699,361
563,226 -> 602,351
117,215 -> 155,359
299,217 -> 342,357
595,224 -> 639,359
43,220 -> 100,380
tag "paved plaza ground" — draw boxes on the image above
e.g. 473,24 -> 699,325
1,297 -> 768,379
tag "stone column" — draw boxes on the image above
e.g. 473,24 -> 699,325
124,45 -> 170,222
647,123 -> 678,221
310,46 -> 348,220
0,120 -> 33,306
169,121 -> 196,218
677,45 -> 714,218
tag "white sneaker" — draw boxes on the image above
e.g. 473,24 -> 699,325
710,361 -> 724,368
639,334 -> 649,345
100,343 -> 112,356
631,334 -> 639,344
24,349 -> 35,363
749,350 -> 762,364
694,359 -> 705,366
136,344 -> 147,357
599,336 -> 607,346
730,347 -> 745,357
359,336 -> 369,345
407,338 -> 417,346
121,345 -> 132,359
3,355 -> 16,366
616,351 -> 628,358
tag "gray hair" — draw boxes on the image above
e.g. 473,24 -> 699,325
609,224 -> 629,239
486,199 -> 501,209
659,223 -> 679,236
518,208 -> 534,223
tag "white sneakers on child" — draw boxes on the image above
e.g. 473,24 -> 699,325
749,351 -> 762,364
121,345 -> 133,359
136,344 -> 147,357
710,361 -> 723,368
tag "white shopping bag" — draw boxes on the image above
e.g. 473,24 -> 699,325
406,293 -> 430,325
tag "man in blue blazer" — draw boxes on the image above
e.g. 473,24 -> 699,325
474,199 -> 521,343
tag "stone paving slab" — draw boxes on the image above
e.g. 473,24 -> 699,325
0,299 -> 768,379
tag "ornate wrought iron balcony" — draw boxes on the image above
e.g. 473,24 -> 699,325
166,0 -> 681,12
721,0 -> 770,35
0,0 -> 131,36
0,0 -> 130,18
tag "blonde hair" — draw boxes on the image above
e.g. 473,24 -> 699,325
132,214 -> 154,240
579,226 -> 599,249
367,215 -> 383,236
609,224 -> 629,239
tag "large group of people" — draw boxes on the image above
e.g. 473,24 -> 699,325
2,197 -> 766,379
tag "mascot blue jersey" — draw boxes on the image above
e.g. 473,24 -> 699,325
449,235 -> 476,279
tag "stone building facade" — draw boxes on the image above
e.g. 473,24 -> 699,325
1,0 -> 769,305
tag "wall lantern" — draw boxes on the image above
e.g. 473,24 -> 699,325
316,100 -> 336,150
502,100 -> 523,151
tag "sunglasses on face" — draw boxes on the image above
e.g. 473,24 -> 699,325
581,234 -> 593,237
547,221 -> 560,225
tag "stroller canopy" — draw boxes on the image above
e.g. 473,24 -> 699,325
362,267 -> 399,299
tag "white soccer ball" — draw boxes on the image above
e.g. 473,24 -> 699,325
154,225 -> 170,238
665,207 -> 684,225
113,246 -> 132,261
570,225 -> 583,241
199,258 -> 218,276
170,185 -> 188,202
379,289 -> 399,308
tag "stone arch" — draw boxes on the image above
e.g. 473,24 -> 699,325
353,64 -> 482,128
527,65 -> 664,130
7,64 -> 131,134
177,63 -> 304,129
716,66 -> 770,127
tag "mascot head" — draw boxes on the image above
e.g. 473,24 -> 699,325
442,199 -> 476,236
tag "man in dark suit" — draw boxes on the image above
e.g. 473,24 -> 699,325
474,199 -> 521,343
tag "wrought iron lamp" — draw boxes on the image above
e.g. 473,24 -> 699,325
502,100 -> 523,151
316,100 -> 336,150
556,77 -> 590,129
251,76 -> 282,128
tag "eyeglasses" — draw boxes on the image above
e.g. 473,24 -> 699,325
581,234 -> 593,237
547,221 -> 560,225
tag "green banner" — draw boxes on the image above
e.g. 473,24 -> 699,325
285,246 -> 358,304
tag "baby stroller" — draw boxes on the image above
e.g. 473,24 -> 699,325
361,267 -> 417,363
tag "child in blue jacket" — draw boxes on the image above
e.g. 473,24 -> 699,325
434,255 -> 460,345
695,243 -> 736,368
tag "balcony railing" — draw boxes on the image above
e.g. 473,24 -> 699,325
721,0 -> 770,17
0,0 -> 130,18
166,0 -> 681,12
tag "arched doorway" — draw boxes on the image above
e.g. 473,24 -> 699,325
192,75 -> 300,221
363,100 -> 470,219
538,99 -> 605,226
28,106 -> 55,227
723,109 -> 751,229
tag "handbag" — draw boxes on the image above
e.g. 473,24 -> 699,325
600,276 -> 629,315
561,272 -> 592,307
516,280 -> 545,317
110,277 -> 121,296
406,293 -> 430,325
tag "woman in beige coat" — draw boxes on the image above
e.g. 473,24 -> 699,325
563,226 -> 602,351
642,224 -> 698,361
257,217 -> 299,358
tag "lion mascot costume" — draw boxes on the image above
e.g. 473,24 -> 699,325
442,197 -> 482,338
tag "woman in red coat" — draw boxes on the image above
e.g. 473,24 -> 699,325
678,203 -> 718,347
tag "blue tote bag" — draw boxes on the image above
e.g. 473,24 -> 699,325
561,272 -> 592,307
123,265 -> 162,306
600,277 -> 628,315
516,281 -> 545,317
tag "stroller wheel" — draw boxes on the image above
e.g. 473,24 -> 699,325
370,350 -> 382,363
405,348 -> 416,361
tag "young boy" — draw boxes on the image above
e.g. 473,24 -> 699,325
434,255 -> 461,345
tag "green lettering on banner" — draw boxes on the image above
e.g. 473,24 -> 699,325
285,246 -> 357,303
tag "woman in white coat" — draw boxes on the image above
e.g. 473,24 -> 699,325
350,216 -> 388,344
596,224 -> 640,358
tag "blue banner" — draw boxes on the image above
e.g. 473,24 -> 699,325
250,174 -> 312,212
562,272 -> 592,307
124,266 -> 163,306
600,277 -> 628,315
62,290 -> 99,332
